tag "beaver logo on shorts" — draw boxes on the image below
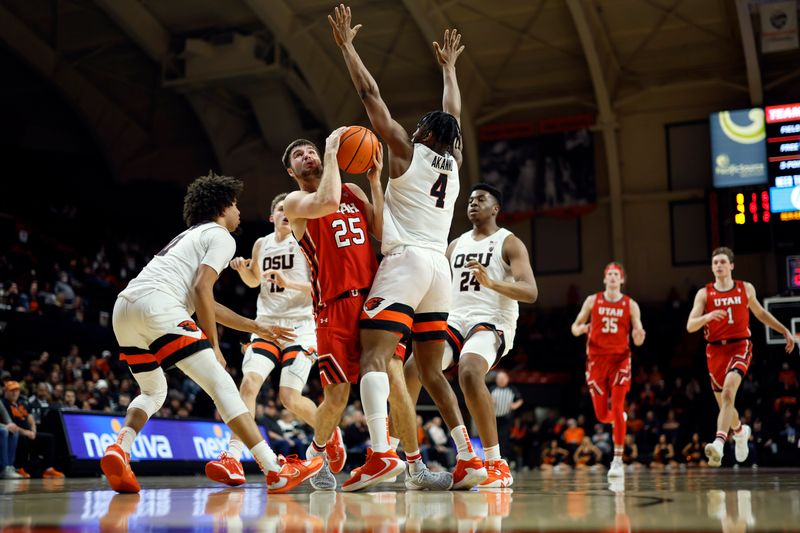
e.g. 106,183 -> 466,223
177,320 -> 199,332
364,297 -> 384,311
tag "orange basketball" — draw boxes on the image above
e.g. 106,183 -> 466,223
337,126 -> 379,174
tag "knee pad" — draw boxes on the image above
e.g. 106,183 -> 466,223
129,369 -> 168,418
176,349 -> 248,423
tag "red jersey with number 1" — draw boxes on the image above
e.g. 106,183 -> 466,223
587,293 -> 631,356
296,184 -> 378,308
703,280 -> 750,342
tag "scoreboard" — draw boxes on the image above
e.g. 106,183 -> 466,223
766,103 -> 800,213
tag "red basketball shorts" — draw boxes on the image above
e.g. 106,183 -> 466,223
585,352 -> 631,398
316,293 -> 365,387
706,339 -> 752,392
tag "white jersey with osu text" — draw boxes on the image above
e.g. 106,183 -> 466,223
448,228 -> 518,327
381,143 -> 459,254
255,232 -> 312,320
121,222 -> 235,315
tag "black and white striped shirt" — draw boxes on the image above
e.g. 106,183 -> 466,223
491,385 -> 520,417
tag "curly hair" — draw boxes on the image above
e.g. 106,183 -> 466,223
183,172 -> 243,227
416,111 -> 462,155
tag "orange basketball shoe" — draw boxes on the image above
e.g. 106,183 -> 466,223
43,467 -> 65,479
205,452 -> 246,486
342,449 -> 404,492
267,454 -> 325,494
452,456 -> 488,490
101,444 -> 140,493
479,459 -> 513,488
326,427 -> 347,474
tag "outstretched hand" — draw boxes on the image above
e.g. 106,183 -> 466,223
784,331 -> 798,354
433,29 -> 465,67
328,4 -> 362,47
366,142 -> 383,182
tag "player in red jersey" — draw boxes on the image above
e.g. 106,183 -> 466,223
687,247 -> 797,467
282,128 -> 396,490
571,263 -> 645,479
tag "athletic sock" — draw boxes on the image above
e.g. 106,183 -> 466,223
390,436 -> 401,451
406,449 -> 423,472
251,441 -> 279,473
613,445 -> 623,460
228,438 -> 244,461
115,427 -> 137,454
484,444 -> 501,462
360,372 -> 391,453
715,431 -> 728,445
451,425 -> 476,461
733,423 -> 744,435
307,439 -> 327,458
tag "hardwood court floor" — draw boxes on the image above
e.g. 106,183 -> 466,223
1,468 -> 798,531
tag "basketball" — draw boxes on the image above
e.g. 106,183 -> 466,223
337,125 -> 378,174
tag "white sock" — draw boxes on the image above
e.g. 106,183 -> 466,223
484,444 -> 501,461
228,438 -> 244,461
614,445 -> 623,460
116,427 -> 137,454
389,436 -> 401,451
307,439 -> 327,458
451,425 -> 476,461
360,372 -> 391,453
250,441 -> 279,473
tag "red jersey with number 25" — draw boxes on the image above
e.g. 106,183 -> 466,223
703,281 -> 750,342
297,184 -> 378,308
587,293 -> 631,356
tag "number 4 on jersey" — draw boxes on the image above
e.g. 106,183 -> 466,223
429,173 -> 447,208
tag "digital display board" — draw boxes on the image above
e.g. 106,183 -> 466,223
61,412 -> 268,462
733,189 -> 771,225
788,256 -> 800,290
769,186 -> 800,213
766,103 -> 800,185
710,108 -> 768,188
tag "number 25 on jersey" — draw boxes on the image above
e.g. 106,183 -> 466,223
332,217 -> 365,248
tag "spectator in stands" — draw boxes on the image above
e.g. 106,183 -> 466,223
562,418 -> 584,456
1,381 -> 63,478
61,389 -> 79,411
277,410 -> 310,459
0,400 -> 22,479
27,383 -> 51,426
573,436 -> 603,471
622,434 -> 642,470
540,440 -> 570,471
682,432 -> 705,468
661,410 -> 681,445
592,423 -> 612,462
425,416 -> 455,469
650,434 -> 678,470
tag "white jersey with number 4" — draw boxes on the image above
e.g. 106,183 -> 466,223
449,228 -> 518,326
255,232 -> 312,320
381,143 -> 459,255
121,222 -> 235,315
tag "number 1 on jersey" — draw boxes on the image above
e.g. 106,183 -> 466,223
430,173 -> 447,208
725,307 -> 734,324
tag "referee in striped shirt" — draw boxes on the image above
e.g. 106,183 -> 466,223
491,370 -> 523,461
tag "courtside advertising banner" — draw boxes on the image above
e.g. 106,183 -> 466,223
710,108 -> 768,188
61,411 -> 268,462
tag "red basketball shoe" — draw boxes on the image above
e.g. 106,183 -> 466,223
205,452 -> 246,486
101,444 -> 140,493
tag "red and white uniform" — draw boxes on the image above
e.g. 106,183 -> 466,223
585,293 -> 632,397
296,184 -> 377,386
703,280 -> 752,391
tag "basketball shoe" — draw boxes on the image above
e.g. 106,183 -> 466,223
101,443 -> 140,493
733,424 -> 751,462
705,440 -> 724,467
205,451 -> 246,486
480,459 -> 513,488
607,457 -> 625,478
452,456 -> 488,489
326,427 -> 347,474
342,449 -> 404,492
267,454 -> 324,494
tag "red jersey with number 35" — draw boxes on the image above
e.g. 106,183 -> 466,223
703,281 -> 750,342
587,293 -> 631,356
297,184 -> 378,308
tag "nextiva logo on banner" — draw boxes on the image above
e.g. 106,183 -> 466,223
61,412 -> 267,461
710,108 -> 768,188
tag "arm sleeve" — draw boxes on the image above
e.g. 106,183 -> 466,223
200,227 -> 236,274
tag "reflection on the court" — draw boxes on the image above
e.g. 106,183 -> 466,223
707,489 -> 755,533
